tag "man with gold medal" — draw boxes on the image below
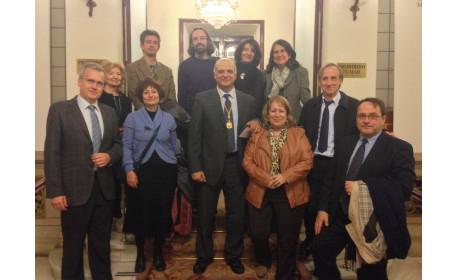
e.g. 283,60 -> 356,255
189,58 -> 259,275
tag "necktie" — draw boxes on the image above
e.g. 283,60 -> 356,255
88,105 -> 102,153
346,138 -> 368,180
223,93 -> 235,153
317,100 -> 334,152
150,64 -> 158,79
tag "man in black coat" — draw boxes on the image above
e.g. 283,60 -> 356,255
45,63 -> 121,279
188,58 -> 258,275
298,63 -> 359,259
311,98 -> 416,280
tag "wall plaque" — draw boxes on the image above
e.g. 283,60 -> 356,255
337,63 -> 367,78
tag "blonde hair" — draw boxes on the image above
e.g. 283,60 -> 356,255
262,96 -> 296,128
102,62 -> 125,84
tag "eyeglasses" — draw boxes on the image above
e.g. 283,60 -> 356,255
83,78 -> 104,88
357,113 -> 382,121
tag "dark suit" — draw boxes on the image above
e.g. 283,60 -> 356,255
298,92 -> 358,247
45,96 -> 121,280
312,133 -> 415,280
189,89 -> 256,261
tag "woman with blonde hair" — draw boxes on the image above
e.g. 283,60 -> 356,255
243,95 -> 313,279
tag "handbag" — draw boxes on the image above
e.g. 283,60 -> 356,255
171,188 -> 193,236
133,124 -> 161,170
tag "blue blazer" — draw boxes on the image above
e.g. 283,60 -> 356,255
123,107 -> 177,172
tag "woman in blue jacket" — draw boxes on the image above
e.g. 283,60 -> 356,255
123,78 -> 177,278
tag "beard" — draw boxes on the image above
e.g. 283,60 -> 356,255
194,44 -> 208,55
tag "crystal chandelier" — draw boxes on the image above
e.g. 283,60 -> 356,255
195,0 -> 240,29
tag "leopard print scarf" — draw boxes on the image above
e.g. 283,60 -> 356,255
268,128 -> 288,175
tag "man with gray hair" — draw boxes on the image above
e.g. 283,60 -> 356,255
45,63 -> 121,279
188,58 -> 258,275
297,63 -> 359,260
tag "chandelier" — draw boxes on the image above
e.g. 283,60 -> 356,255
195,0 -> 240,29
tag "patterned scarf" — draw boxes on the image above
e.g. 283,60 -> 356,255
269,66 -> 290,98
268,128 -> 288,175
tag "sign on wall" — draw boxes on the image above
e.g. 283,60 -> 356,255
337,63 -> 367,78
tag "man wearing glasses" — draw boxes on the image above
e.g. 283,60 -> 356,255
178,27 -> 217,114
311,98 -> 416,280
45,63 -> 121,279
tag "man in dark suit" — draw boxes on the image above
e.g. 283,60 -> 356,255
126,29 -> 176,109
189,58 -> 258,275
311,98 -> 416,280
45,63 -> 122,280
297,63 -> 359,259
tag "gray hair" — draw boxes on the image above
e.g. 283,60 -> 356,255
318,63 -> 344,81
78,63 -> 105,79
213,58 -> 237,75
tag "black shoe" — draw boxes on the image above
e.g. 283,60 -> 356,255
193,259 -> 213,274
298,241 -> 312,261
226,258 -> 245,274
153,254 -> 166,271
135,254 -> 146,273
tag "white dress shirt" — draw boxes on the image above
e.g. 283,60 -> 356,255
77,95 -> 105,141
217,86 -> 238,152
314,92 -> 342,157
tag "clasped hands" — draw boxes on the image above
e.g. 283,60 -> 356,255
268,174 -> 286,189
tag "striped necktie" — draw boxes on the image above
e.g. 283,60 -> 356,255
88,105 -> 102,153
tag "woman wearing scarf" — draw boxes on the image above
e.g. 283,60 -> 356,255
264,39 -> 311,120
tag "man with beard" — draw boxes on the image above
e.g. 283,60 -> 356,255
127,29 -> 176,110
178,27 -> 217,114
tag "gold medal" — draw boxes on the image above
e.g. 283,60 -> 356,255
226,121 -> 233,129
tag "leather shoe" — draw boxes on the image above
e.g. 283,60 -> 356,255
135,254 -> 145,273
153,254 -> 166,271
193,259 -> 213,274
298,241 -> 312,261
226,258 -> 245,274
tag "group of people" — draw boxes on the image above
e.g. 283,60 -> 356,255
44,26 -> 416,280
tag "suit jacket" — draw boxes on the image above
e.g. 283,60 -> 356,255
243,127 -> 313,208
126,58 -> 176,109
264,66 -> 311,120
320,133 -> 416,258
189,88 -> 257,186
298,91 -> 358,152
44,97 -> 122,207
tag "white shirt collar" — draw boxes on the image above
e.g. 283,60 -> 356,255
217,86 -> 236,99
322,91 -> 341,105
77,95 -> 100,111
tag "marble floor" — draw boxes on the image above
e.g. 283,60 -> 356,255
35,208 -> 421,279
36,252 -> 421,280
